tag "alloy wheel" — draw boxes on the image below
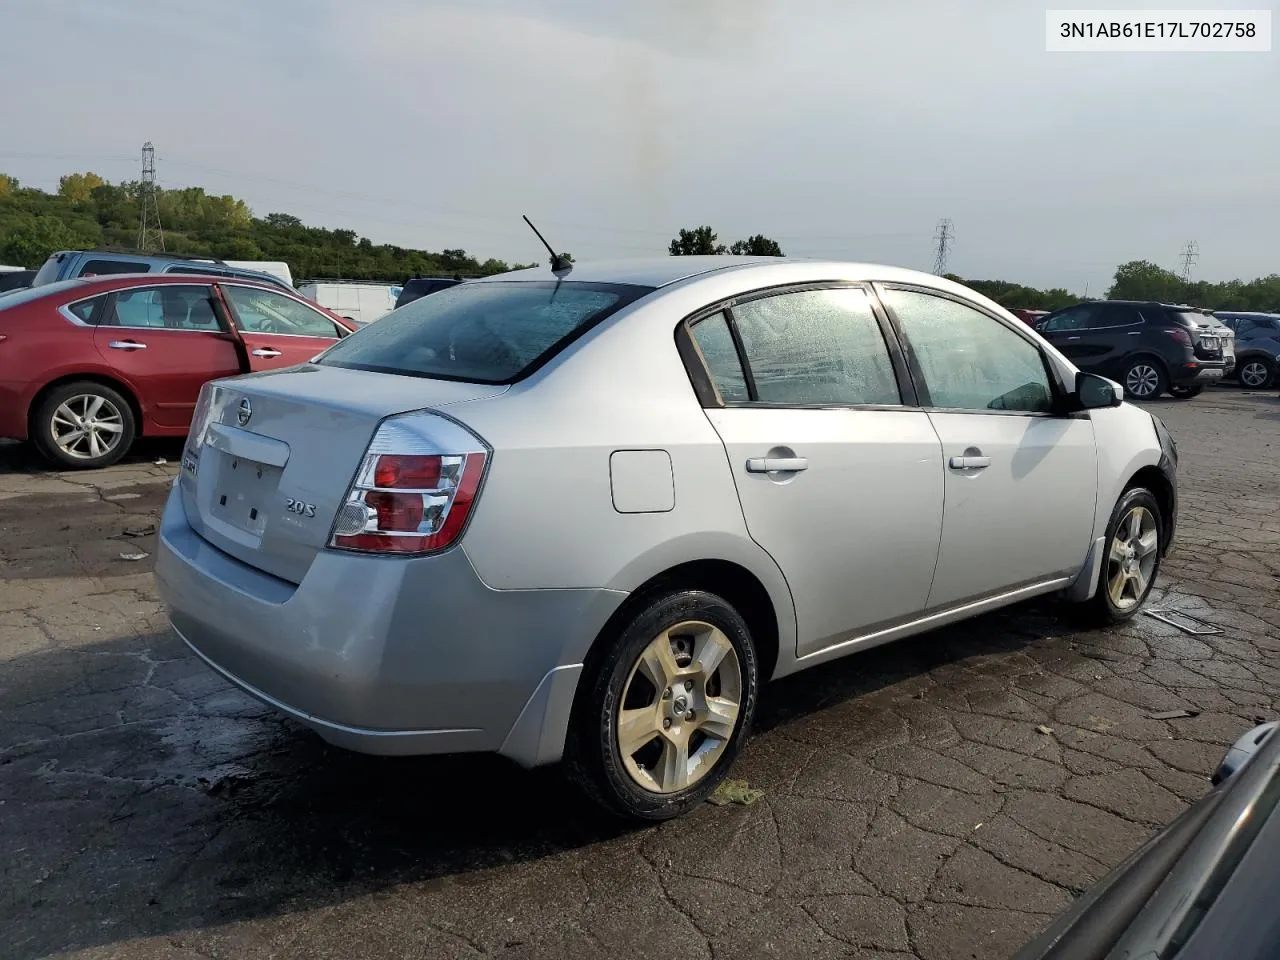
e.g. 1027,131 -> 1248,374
616,620 -> 743,794
1125,364 -> 1160,398
1106,505 -> 1159,611
1240,360 -> 1270,388
50,394 -> 125,461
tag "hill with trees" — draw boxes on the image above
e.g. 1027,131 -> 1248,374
0,171 -> 534,281
2,174 -> 1276,312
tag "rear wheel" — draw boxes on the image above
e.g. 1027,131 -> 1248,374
567,590 -> 759,821
32,381 -> 136,470
1238,358 -> 1275,389
1168,385 -> 1203,399
1081,487 -> 1163,625
1123,359 -> 1166,400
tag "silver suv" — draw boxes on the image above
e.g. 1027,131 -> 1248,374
155,257 -> 1178,820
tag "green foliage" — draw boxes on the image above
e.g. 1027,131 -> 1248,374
0,171 -> 523,280
670,226 -> 783,257
954,277 -> 1080,312
1107,260 -> 1280,311
669,226 -> 727,256
730,234 -> 784,257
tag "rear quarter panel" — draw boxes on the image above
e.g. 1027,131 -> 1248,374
455,273 -> 804,668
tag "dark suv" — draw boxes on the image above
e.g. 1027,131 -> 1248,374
1036,300 -> 1230,400
1215,312 -> 1280,388
393,276 -> 465,310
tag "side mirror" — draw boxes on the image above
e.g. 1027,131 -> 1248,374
1075,371 -> 1123,410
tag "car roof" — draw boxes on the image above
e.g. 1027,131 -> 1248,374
469,256 -> 964,291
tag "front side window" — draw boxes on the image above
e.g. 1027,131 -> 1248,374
223,286 -> 341,338
106,285 -> 219,331
689,312 -> 749,402
729,287 -> 901,405
884,288 -> 1054,413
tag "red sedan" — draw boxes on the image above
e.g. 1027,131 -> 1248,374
0,273 -> 356,468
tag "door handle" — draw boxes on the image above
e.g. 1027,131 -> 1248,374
746,457 -> 809,473
949,455 -> 991,470
1128,331 -> 1142,336
107,340 -> 146,350
1065,336 -> 1081,341
250,347 -> 282,358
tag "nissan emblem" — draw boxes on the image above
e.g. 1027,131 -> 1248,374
237,397 -> 252,426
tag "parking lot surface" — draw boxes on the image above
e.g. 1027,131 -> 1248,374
2,389 -> 1279,960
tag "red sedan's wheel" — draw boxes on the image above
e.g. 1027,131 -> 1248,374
32,381 -> 137,470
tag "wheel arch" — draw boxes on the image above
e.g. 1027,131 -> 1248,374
580,558 -> 785,692
27,373 -> 145,440
1125,464 -> 1176,555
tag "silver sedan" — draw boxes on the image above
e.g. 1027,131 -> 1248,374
155,256 -> 1178,820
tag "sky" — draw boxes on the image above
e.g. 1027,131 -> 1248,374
1,0 -> 1276,292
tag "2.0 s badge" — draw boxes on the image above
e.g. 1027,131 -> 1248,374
285,498 -> 317,518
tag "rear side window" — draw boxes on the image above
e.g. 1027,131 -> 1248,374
730,287 -> 902,406
79,259 -> 151,278
317,281 -> 653,383
66,296 -> 105,323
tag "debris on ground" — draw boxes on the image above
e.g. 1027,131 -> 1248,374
122,523 -> 157,538
1036,725 -> 1054,736
708,779 -> 764,806
1150,709 -> 1200,720
154,458 -> 168,465
118,551 -> 149,561
103,492 -> 141,502
1143,608 -> 1224,636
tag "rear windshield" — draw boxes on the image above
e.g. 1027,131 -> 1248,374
317,280 -> 654,384
0,277 -> 90,310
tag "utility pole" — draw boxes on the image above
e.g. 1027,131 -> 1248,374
137,142 -> 165,252
932,218 -> 954,275
1178,240 -> 1198,283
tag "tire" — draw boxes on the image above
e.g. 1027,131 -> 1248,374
31,381 -> 136,470
1080,487 -> 1164,626
1238,357 -> 1275,389
1122,358 -> 1166,400
566,590 -> 759,821
1168,385 -> 1203,399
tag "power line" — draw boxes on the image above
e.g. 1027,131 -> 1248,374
1178,240 -> 1199,282
932,218 -> 954,275
137,142 -> 165,252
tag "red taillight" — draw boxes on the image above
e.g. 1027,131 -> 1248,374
373,454 -> 442,489
330,414 -> 488,556
1163,328 -> 1193,347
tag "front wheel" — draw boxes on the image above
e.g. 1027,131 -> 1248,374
1238,358 -> 1275,389
1168,385 -> 1203,399
1081,487 -> 1163,625
566,590 -> 759,821
1123,359 -> 1166,400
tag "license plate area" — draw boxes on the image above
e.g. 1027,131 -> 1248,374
207,450 -> 283,538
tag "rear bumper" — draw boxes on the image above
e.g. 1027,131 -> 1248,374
154,483 -> 627,765
1169,361 -> 1226,386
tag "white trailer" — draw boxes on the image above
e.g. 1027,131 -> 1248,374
223,260 -> 294,286
296,280 -> 401,325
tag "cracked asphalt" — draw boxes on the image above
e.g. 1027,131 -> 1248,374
2,388 -> 1279,960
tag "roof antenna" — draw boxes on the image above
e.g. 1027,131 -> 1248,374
523,215 -> 572,274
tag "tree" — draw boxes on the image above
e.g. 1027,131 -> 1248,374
669,226 -> 727,256
58,172 -> 106,203
0,174 -> 16,197
264,212 -> 303,229
1107,260 -> 1184,302
729,234 -> 784,257
0,213 -> 99,267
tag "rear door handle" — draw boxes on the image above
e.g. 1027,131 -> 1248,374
250,347 -> 282,358
108,340 -> 146,350
1065,336 -> 1081,341
746,457 -> 809,473
949,455 -> 991,470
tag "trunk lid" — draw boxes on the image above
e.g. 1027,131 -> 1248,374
180,364 -> 504,584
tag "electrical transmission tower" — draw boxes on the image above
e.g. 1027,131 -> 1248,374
1178,240 -> 1198,282
137,142 -> 165,252
932,218 -> 954,275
